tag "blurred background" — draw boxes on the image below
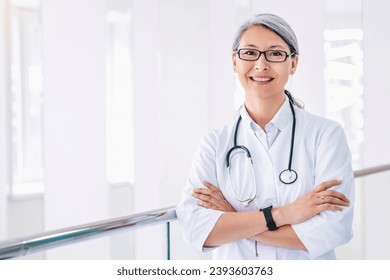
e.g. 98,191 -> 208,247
0,0 -> 389,260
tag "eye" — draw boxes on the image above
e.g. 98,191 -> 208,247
242,50 -> 257,56
268,50 -> 284,57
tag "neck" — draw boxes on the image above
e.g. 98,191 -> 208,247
244,93 -> 286,129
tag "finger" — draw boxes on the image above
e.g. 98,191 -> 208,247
203,181 -> 220,192
193,187 -> 215,196
192,192 -> 213,202
193,191 -> 234,212
197,201 -> 220,210
323,190 -> 350,204
314,180 -> 342,193
318,203 -> 344,213
193,187 -> 209,194
196,194 -> 229,211
203,181 -> 225,200
195,183 -> 236,212
321,195 -> 350,207
193,187 -> 222,202
203,181 -> 215,188
192,192 -> 226,208
198,181 -> 226,201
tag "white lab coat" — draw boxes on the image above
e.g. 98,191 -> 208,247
176,98 -> 354,260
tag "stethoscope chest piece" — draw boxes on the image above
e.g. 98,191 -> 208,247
279,169 -> 298,184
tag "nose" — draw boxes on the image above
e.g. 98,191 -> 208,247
254,53 -> 269,71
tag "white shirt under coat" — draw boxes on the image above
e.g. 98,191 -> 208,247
176,97 -> 355,260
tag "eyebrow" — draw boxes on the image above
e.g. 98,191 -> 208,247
269,44 -> 287,50
241,44 -> 287,50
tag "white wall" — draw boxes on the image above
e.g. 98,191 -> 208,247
131,0 -> 165,259
362,0 -> 390,259
362,1 -> 390,167
0,0 -> 8,241
208,0 -> 236,128
131,0 -> 213,260
41,0 -> 110,259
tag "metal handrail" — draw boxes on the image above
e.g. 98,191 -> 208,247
354,163 -> 390,178
1,163 -> 390,260
0,206 -> 176,260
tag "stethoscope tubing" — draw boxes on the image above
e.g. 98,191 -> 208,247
226,116 -> 253,168
287,97 -> 296,171
226,91 -> 298,192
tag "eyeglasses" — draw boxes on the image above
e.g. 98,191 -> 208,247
235,48 -> 295,62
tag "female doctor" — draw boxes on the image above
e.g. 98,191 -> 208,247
175,13 -> 354,260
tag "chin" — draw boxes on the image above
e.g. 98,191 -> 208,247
246,89 -> 281,99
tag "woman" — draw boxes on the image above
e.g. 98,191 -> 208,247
176,13 -> 354,260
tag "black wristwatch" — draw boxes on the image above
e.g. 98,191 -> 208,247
260,206 -> 278,231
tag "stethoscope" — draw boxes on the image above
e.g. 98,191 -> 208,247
226,91 -> 298,206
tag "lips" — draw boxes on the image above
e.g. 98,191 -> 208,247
250,76 -> 274,82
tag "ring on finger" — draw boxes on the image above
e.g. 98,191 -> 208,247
320,195 -> 325,204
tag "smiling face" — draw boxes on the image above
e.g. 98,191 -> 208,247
232,25 -> 298,103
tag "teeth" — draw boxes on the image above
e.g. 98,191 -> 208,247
252,77 -> 272,82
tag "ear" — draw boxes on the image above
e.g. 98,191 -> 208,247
232,52 -> 237,72
290,55 -> 299,75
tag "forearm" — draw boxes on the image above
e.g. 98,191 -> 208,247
200,180 -> 349,249
204,211 -> 269,247
254,225 -> 306,250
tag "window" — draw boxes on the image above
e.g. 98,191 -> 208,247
9,0 -> 44,195
324,28 -> 364,168
106,8 -> 134,185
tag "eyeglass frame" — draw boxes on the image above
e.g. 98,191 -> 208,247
234,48 -> 297,63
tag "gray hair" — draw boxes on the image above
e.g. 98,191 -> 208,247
232,13 -> 299,56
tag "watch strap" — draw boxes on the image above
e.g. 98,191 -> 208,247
261,206 -> 278,231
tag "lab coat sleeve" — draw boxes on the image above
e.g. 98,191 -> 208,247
292,123 -> 355,259
175,131 -> 224,253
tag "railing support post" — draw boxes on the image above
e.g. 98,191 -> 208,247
166,222 -> 171,260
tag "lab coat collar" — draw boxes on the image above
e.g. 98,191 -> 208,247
240,96 -> 294,133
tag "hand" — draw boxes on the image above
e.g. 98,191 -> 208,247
278,180 -> 350,226
192,181 -> 236,212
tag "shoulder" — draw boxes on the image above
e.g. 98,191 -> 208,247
296,107 -> 344,136
201,119 -> 236,149
296,108 -> 351,162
